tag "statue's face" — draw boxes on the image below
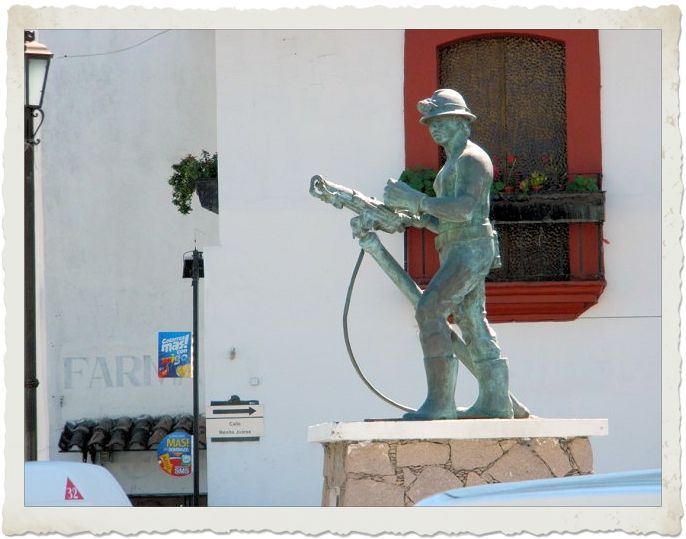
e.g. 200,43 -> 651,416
426,116 -> 468,146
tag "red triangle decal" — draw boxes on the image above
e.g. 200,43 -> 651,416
64,477 -> 84,500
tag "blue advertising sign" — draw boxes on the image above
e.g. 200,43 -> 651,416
157,432 -> 193,477
158,332 -> 191,378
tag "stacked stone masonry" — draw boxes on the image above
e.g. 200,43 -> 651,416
321,437 -> 593,506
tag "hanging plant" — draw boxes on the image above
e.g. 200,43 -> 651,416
168,150 -> 218,214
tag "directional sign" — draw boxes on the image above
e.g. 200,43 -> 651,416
206,401 -> 264,442
207,404 -> 264,419
206,417 -> 264,440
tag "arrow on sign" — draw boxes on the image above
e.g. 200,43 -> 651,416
214,407 -> 257,415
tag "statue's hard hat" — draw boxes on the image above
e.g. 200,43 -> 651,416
417,89 -> 477,124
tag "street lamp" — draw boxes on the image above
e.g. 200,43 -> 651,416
183,249 -> 204,506
25,30 -> 53,145
25,30 -> 52,461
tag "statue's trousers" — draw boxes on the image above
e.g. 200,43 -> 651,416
357,231 -> 530,419
357,232 -> 474,368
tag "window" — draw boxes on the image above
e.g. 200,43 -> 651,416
404,30 -> 605,322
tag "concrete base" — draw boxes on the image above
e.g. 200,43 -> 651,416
308,418 -> 608,507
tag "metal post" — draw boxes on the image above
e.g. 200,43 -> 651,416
191,249 -> 201,507
25,107 -> 38,462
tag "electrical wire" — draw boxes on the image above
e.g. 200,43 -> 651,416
54,30 -> 171,60
342,249 -> 415,413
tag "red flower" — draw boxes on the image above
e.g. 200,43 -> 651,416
493,164 -> 500,177
506,154 -> 516,165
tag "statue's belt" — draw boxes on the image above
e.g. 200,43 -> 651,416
435,223 -> 494,251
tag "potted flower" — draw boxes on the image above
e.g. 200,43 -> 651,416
502,154 -> 518,193
566,174 -> 600,192
168,150 -> 218,214
528,171 -> 547,192
491,180 -> 506,195
491,172 -> 604,223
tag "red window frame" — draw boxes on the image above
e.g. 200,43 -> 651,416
404,29 -> 606,322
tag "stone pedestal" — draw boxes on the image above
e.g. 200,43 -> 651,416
307,418 -> 607,507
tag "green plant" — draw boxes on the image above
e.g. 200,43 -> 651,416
528,171 -> 547,191
490,180 -> 506,195
168,150 -> 218,214
566,175 -> 599,192
399,167 -> 437,197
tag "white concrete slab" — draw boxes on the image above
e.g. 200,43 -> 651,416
308,418 -> 608,443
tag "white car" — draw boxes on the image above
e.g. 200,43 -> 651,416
25,461 -> 132,506
416,469 -> 661,506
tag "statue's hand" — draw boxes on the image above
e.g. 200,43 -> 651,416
384,179 -> 425,214
413,213 -> 438,231
350,214 -> 379,239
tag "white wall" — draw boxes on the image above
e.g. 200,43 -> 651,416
590,29 -> 661,471
205,29 -> 661,506
206,29 -> 408,506
37,29 -> 217,490
597,29 -> 661,318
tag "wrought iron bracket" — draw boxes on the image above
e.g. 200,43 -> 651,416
25,108 -> 45,147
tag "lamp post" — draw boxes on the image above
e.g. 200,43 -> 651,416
24,30 -> 52,462
183,249 -> 204,506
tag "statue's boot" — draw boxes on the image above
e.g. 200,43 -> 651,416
509,393 -> 530,419
451,335 -> 529,418
403,355 -> 459,420
456,358 -> 514,419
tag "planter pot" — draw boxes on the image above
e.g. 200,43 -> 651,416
195,178 -> 218,214
490,191 -> 605,224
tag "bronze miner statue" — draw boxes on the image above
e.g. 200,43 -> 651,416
310,89 -> 529,421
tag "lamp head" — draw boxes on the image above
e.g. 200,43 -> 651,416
24,31 -> 53,110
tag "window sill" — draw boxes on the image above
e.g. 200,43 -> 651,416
485,280 -> 607,322
405,227 -> 606,322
